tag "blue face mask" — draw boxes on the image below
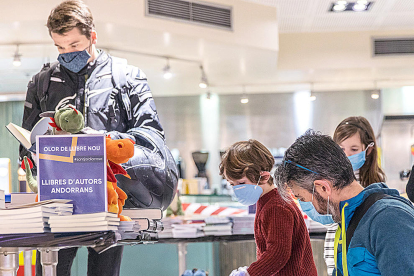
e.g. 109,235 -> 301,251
57,48 -> 91,73
298,184 -> 335,225
348,142 -> 374,171
232,176 -> 264,206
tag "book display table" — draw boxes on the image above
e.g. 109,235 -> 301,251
156,232 -> 327,276
0,231 -> 117,276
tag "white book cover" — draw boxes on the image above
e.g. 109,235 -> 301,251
0,205 -> 73,216
0,222 -> 48,229
48,212 -> 117,221
49,220 -> 120,227
51,225 -> 118,233
121,208 -> 162,220
0,227 -> 50,234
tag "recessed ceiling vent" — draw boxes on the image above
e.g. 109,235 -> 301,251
146,0 -> 232,30
373,38 -> 414,56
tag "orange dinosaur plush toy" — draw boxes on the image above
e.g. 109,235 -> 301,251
106,136 -> 135,221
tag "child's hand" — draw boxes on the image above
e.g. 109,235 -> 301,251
229,266 -> 249,276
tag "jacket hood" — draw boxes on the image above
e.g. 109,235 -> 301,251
339,182 -> 407,229
362,182 -> 400,198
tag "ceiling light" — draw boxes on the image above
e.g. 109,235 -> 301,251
163,58 -> 172,79
199,65 -> 208,89
333,3 -> 347,11
309,91 -> 316,101
13,45 -> 21,67
241,86 -> 249,104
353,3 -> 367,11
330,1 -> 372,12
371,92 -> 379,99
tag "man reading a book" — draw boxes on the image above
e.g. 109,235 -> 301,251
19,1 -> 177,275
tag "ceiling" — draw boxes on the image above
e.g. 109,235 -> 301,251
246,0 -> 414,33
1,0 -> 414,99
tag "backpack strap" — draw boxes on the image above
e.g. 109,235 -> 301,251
111,56 -> 132,121
37,61 -> 59,112
346,192 -> 389,248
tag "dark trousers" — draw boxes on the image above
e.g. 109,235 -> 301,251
35,245 -> 123,276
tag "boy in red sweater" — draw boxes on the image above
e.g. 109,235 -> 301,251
220,139 -> 317,276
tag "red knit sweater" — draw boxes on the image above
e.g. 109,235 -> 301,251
247,189 -> 317,276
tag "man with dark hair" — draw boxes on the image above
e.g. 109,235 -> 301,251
20,0 -> 177,275
275,129 -> 414,276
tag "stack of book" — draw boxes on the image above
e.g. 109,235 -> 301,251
204,216 -> 232,236
158,217 -> 183,238
121,208 -> 164,241
230,214 -> 255,235
117,220 -> 140,240
49,212 -> 119,232
8,193 -> 37,207
172,222 -> 205,238
0,199 -> 73,234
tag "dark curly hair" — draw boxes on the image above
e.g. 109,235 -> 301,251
275,129 -> 355,200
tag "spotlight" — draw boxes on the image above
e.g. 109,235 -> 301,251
333,1 -> 347,11
353,2 -> 367,11
333,4 -> 347,11
241,96 -> 249,104
309,95 -> 316,101
163,59 -> 172,79
13,45 -> 21,67
199,65 -> 208,89
371,92 -> 379,99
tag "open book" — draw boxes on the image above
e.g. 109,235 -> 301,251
6,118 -> 52,153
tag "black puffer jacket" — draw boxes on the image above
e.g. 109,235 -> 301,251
22,50 -> 164,138
21,50 -> 178,210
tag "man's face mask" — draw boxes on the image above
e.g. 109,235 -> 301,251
298,183 -> 335,225
232,174 -> 266,206
348,142 -> 374,171
57,45 -> 91,73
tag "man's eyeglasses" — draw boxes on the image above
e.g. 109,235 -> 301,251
283,159 -> 319,175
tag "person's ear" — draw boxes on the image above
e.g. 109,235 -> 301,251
259,174 -> 270,184
366,142 -> 375,156
258,171 -> 271,185
91,30 -> 97,45
314,179 -> 332,197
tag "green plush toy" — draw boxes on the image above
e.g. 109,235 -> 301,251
41,105 -> 85,134
23,106 -> 85,193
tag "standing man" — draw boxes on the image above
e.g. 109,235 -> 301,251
275,130 -> 414,276
20,1 -> 176,275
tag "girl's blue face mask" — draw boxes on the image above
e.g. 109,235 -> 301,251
57,46 -> 91,73
348,142 -> 374,171
298,184 -> 335,225
232,175 -> 264,206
